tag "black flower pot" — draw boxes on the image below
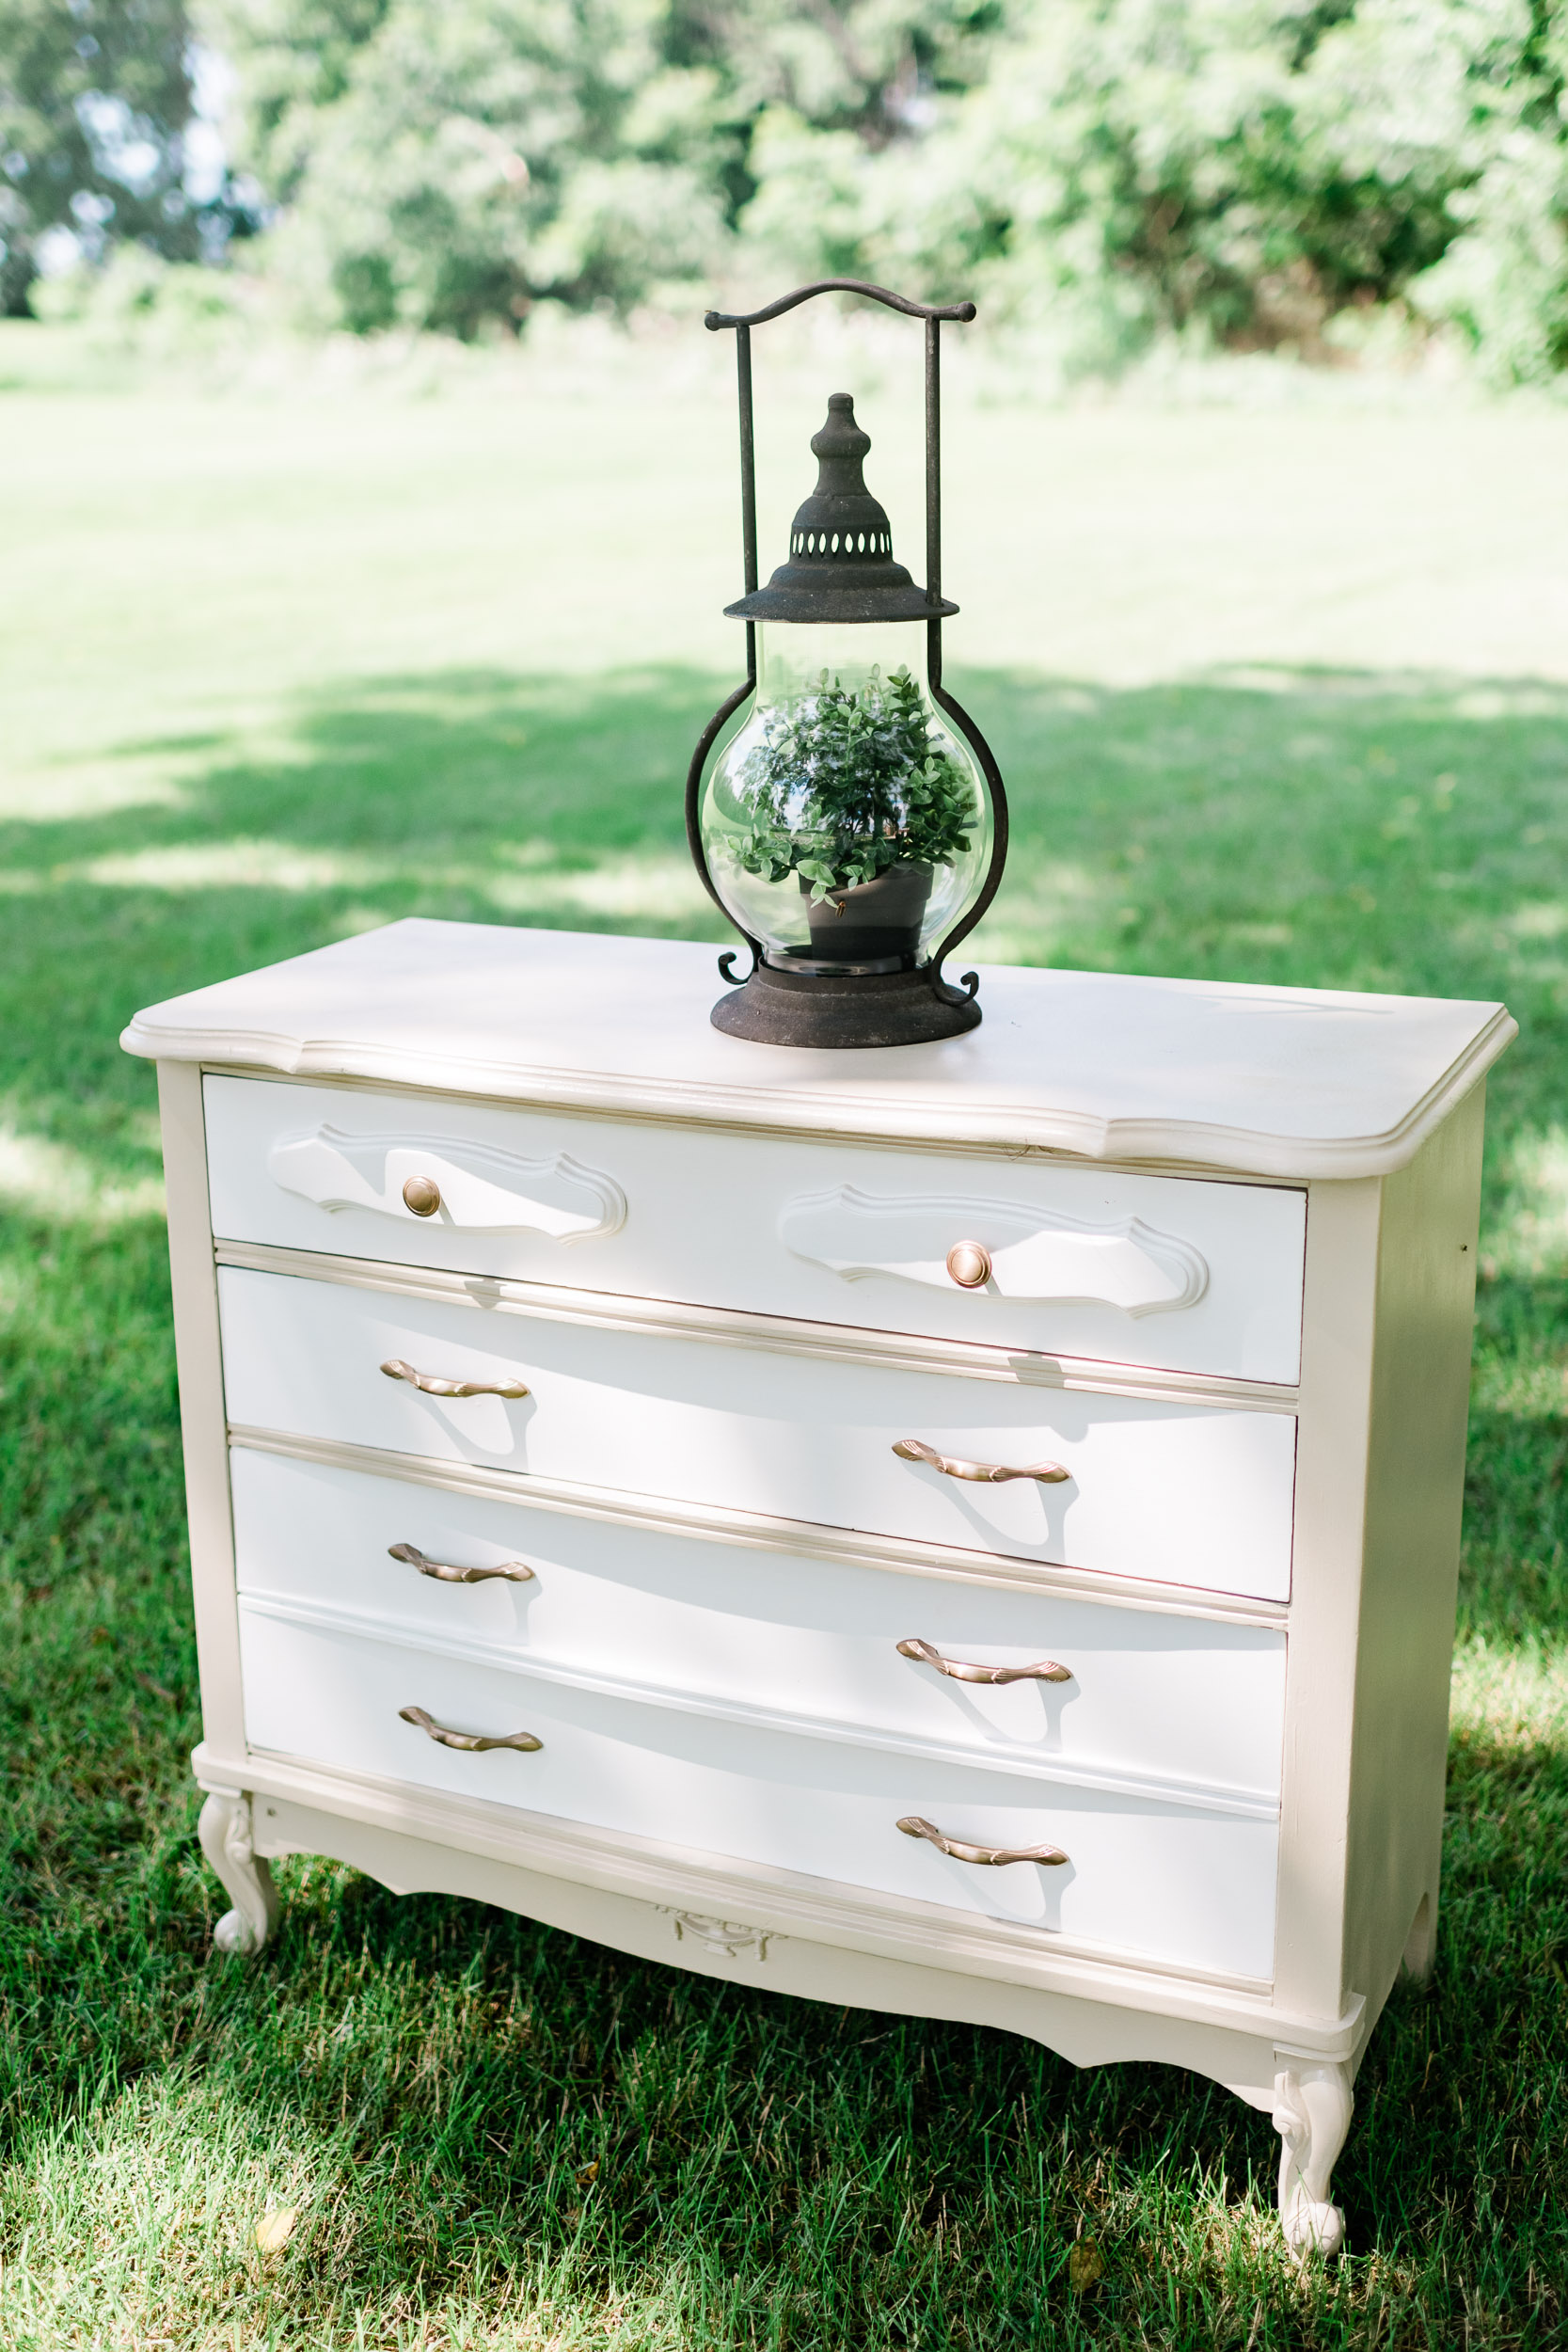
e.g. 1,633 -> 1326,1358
800,860 -> 934,968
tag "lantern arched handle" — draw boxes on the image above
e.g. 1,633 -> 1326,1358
705,281 -> 976,330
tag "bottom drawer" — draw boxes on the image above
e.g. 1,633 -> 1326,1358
230,1448 -> 1287,1803
239,1607 -> 1278,1982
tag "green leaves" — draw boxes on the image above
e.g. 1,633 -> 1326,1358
0,0 -> 202,314
741,0 -> 1568,386
723,664 -> 977,904
19,0 -> 1568,378
208,0 -> 736,335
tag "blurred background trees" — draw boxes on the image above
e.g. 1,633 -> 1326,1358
1,0 -> 199,313
6,0 -> 1568,381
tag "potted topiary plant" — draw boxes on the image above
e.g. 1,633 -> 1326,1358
720,662 -> 979,965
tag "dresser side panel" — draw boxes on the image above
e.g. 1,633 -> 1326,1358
158,1061 -> 245,1752
1342,1081 -> 1484,2021
1272,1176 -> 1383,2019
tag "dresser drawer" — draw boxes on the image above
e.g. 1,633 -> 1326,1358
230,1447 -> 1288,1803
219,1269 -> 1298,1599
204,1076 -> 1307,1384
238,1606 -> 1279,1980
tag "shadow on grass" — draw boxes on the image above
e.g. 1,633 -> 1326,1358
5,658 -> 1568,1162
3,661 -> 1568,2344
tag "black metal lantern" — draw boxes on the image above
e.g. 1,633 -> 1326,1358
686,279 -> 1009,1049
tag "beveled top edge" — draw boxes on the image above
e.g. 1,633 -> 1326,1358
121,918 -> 1515,1182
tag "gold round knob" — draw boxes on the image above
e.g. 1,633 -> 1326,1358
945,1239 -> 992,1289
402,1174 -> 442,1218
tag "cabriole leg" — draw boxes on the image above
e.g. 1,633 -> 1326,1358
198,1788 -> 280,1954
1272,2062 -> 1353,2255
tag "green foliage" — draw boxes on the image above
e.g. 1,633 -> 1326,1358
11,0 -> 1568,375
723,664 -> 975,902
27,238 -> 251,352
204,0 -> 728,334
0,0 -> 202,314
204,0 -> 999,335
749,0 -> 1568,382
213,0 -> 1568,379
1413,77 -> 1568,383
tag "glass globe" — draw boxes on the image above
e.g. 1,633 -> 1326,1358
700,622 -> 992,975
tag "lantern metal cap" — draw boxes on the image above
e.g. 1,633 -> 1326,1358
724,393 -> 958,626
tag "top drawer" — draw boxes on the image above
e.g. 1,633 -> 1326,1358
202,1075 -> 1307,1385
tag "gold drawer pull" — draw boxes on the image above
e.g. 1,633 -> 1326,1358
897,1814 -> 1068,1868
388,1542 -> 535,1585
402,1174 -> 442,1216
893,1437 -> 1069,1485
945,1239 -> 992,1288
380,1357 -> 530,1400
399,1704 -> 542,1754
896,1636 -> 1070,1685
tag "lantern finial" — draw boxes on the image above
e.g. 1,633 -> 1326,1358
724,393 -> 957,627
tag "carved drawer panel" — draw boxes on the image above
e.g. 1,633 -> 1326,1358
203,1076 -> 1306,1384
238,1604 -> 1280,1981
230,1447 -> 1288,1804
219,1269 -> 1299,1599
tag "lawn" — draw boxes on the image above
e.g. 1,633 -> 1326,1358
2,321 -> 1567,2348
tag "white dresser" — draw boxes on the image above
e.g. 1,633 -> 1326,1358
124,919 -> 1513,2255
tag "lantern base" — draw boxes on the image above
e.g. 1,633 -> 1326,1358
710,959 -> 981,1049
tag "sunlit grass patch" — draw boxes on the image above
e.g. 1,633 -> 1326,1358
1483,1128 -> 1568,1280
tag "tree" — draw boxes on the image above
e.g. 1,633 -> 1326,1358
205,0 -> 714,333
740,0 -> 1568,383
0,0 -> 204,314
15,0 -> 1568,381
206,0 -> 1001,335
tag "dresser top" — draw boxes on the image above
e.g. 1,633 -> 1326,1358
121,918 -> 1513,1180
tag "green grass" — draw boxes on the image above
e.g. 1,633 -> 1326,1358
3,328 -> 1568,2346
